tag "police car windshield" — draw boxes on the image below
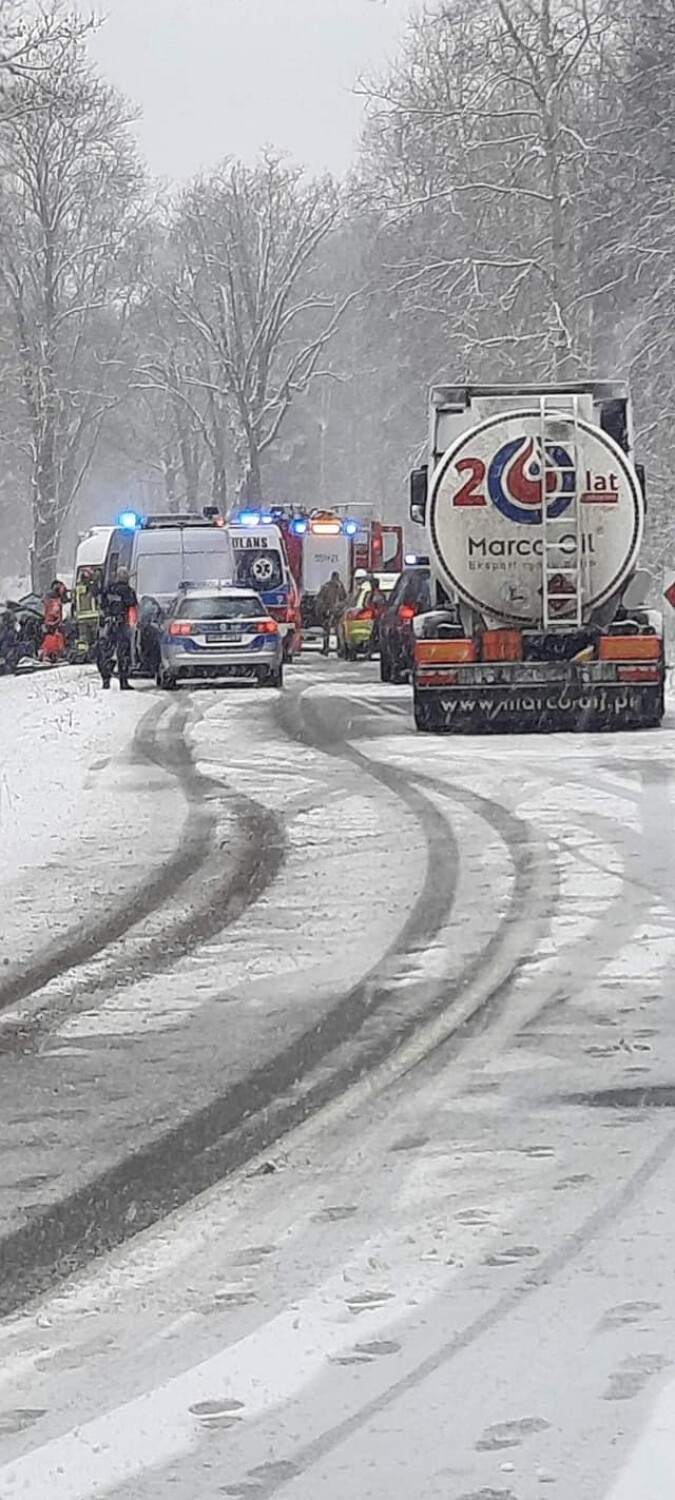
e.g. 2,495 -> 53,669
177,596 -> 264,621
234,548 -> 283,592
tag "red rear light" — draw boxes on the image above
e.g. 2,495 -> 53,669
169,620 -> 192,636
617,664 -> 661,683
399,604 -> 416,622
417,669 -> 459,687
257,619 -> 278,634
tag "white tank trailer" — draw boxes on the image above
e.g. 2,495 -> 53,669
409,383 -> 664,733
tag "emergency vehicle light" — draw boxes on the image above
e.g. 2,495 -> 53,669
405,553 -> 418,565
310,518 -> 341,536
344,519 -> 359,537
118,510 -> 140,530
290,518 -> 308,536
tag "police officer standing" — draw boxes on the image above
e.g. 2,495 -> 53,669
97,567 -> 138,690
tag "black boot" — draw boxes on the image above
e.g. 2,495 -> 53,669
101,679 -> 110,690
119,679 -> 133,691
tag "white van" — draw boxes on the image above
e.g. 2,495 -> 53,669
102,513 -> 236,673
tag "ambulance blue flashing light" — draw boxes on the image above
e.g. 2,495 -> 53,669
237,509 -> 261,527
290,517 -> 308,536
405,552 -> 418,565
118,510 -> 140,530
343,519 -> 359,537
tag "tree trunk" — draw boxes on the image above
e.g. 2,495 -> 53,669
164,456 -> 179,512
32,481 -> 59,592
541,0 -> 574,379
242,442 -> 263,503
211,455 -> 228,513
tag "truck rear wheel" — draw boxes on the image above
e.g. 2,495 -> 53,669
413,697 -> 435,732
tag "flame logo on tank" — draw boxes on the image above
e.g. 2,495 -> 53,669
488,437 -> 575,526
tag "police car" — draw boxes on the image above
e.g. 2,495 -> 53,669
157,586 -> 284,689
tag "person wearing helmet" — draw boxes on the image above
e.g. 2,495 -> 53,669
74,565 -> 102,659
97,566 -> 138,690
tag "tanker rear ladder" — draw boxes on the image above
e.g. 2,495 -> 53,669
539,393 -> 584,630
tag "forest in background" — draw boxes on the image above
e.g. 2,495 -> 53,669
0,0 -> 672,587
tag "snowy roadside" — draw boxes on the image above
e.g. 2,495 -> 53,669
0,671 -> 189,979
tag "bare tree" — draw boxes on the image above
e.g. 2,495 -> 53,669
0,0 -> 96,118
131,241 -> 233,514
166,154 -> 353,504
358,0 -> 616,379
0,3 -> 145,586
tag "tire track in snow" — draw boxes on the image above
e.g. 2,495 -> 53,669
0,700 -> 287,1045
0,701 -> 211,1012
0,676 -> 542,1315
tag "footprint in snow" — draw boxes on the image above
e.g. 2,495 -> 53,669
190,1398 -> 245,1425
485,1245 -> 540,1267
312,1205 -> 358,1223
476,1415 -> 551,1451
604,1352 -> 670,1401
598,1301 -> 661,1332
234,1245 -> 276,1266
346,1289 -> 394,1313
0,1409 -> 46,1435
390,1133 -> 430,1152
457,1490 -> 518,1500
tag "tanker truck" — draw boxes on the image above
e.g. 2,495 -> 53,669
408,382 -> 664,734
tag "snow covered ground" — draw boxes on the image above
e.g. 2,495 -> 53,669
1,663 -> 675,1498
0,671 -> 190,985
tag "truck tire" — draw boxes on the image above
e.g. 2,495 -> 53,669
413,695 -> 436,732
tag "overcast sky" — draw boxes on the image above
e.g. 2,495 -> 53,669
79,0 -> 413,180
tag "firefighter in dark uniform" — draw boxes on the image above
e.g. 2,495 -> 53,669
97,567 -> 138,690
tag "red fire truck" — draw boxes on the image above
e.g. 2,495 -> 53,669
277,510 -> 403,627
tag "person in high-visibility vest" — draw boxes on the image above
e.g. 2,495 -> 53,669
73,567 -> 101,658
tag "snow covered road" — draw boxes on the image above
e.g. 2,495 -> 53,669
1,661 -> 675,1498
